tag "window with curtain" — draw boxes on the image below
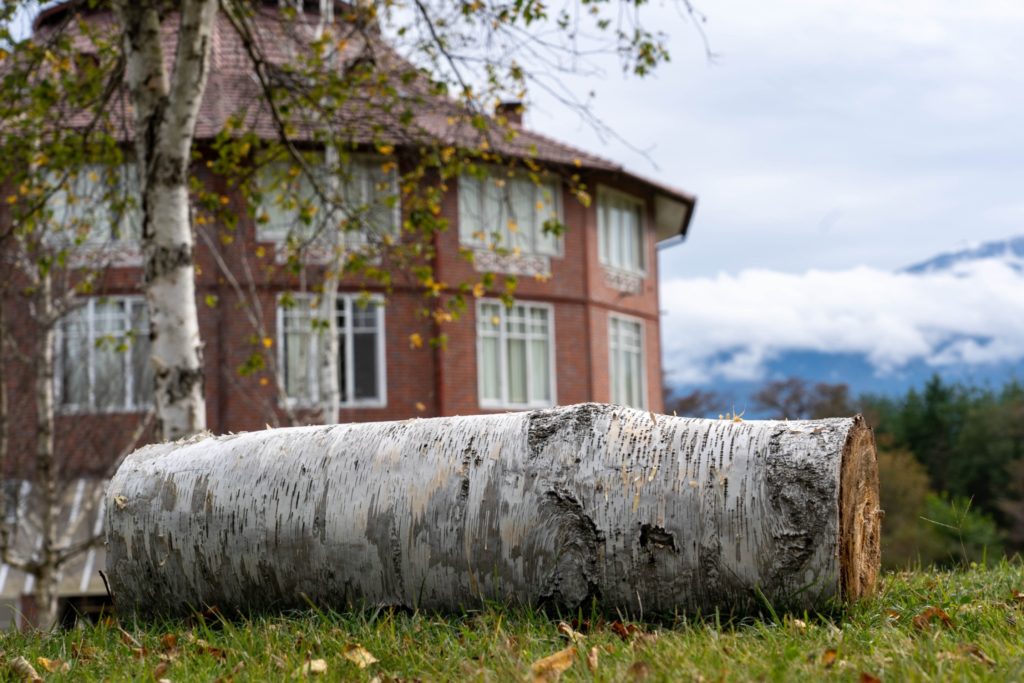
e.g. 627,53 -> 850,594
57,297 -> 152,412
458,173 -> 561,256
46,163 -> 141,245
477,300 -> 555,409
257,156 -> 399,245
597,190 -> 645,274
609,315 -> 645,409
278,294 -> 386,407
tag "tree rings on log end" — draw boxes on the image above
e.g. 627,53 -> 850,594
839,415 -> 881,601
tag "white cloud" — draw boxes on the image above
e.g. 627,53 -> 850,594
660,259 -> 1024,384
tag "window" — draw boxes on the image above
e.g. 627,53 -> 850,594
46,164 -> 141,246
597,190 -> 645,274
609,315 -> 646,409
459,173 -> 561,256
257,157 -> 400,246
278,294 -> 386,407
477,300 -> 555,409
56,298 -> 152,412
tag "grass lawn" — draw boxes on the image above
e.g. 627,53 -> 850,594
2,561 -> 1022,682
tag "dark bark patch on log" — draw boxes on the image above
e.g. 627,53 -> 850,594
765,426 -> 836,594
639,524 -> 678,553
528,403 -> 607,457
537,489 -> 604,610
160,477 -> 178,511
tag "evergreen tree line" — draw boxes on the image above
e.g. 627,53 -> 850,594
666,375 -> 1024,568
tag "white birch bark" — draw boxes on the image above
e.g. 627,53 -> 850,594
32,272 -> 60,629
105,404 -> 880,616
316,0 -> 340,426
116,0 -> 217,441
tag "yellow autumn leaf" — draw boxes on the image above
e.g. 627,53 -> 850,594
342,644 -> 378,668
409,332 -> 423,349
255,245 -> 266,258
259,377 -> 269,386
377,144 -> 394,155
530,646 -> 576,682
415,401 -> 426,412
472,282 -> 485,298
36,657 -> 70,673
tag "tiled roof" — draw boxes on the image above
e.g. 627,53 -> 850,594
34,1 -> 695,227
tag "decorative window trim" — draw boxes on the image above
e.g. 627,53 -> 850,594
275,292 -> 388,409
458,170 -> 564,266
476,298 -> 557,410
54,296 -> 152,414
608,313 -> 647,409
597,185 -> 647,280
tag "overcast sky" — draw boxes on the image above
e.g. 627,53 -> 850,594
527,0 -> 1024,384
529,0 -> 1024,279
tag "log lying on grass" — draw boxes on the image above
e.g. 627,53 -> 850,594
105,403 -> 880,616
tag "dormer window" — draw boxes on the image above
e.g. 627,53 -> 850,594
46,164 -> 141,247
458,172 -> 562,257
256,156 -> 400,248
597,189 -> 645,275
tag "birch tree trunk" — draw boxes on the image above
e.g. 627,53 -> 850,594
117,0 -> 217,441
106,404 -> 881,616
32,273 -> 60,629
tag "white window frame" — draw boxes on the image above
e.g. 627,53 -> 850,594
54,296 -> 152,414
476,299 -> 557,410
597,186 -> 647,276
458,171 -> 564,257
256,155 -> 401,246
608,313 -> 647,409
276,293 -> 388,409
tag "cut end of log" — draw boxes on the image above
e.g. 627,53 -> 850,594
839,415 -> 881,601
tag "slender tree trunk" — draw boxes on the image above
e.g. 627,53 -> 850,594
117,0 -> 217,440
106,404 -> 881,616
32,273 -> 60,629
316,0 -> 340,426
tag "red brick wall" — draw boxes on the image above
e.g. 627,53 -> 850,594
2,164 -> 673,477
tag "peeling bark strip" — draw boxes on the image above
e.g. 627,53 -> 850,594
105,404 -> 880,616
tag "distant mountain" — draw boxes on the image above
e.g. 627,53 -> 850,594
903,235 -> 1024,274
666,235 -> 1024,414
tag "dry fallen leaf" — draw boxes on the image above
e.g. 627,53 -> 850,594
8,656 -> 41,682
610,620 -> 641,642
160,633 -> 178,651
912,606 -> 953,630
35,657 -> 70,674
627,661 -> 652,680
342,644 -> 379,668
790,618 -> 808,631
1011,590 -> 1024,607
557,621 -> 586,643
153,661 -> 170,680
858,673 -> 882,683
114,495 -> 128,510
959,644 -> 996,667
298,658 -> 328,676
530,646 -> 576,682
586,646 -> 599,673
821,648 -> 838,668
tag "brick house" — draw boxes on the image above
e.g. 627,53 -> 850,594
0,1 -> 696,626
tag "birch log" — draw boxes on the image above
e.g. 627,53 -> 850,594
105,404 -> 880,616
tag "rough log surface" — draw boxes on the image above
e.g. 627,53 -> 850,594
105,404 -> 880,616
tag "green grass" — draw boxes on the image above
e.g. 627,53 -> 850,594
2,561 -> 1023,681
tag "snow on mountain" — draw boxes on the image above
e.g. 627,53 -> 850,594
661,235 -> 1024,403
903,235 -> 1024,275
